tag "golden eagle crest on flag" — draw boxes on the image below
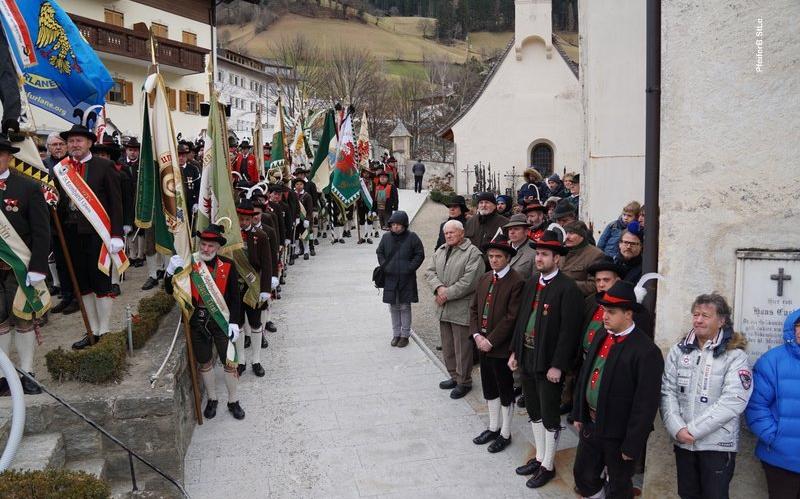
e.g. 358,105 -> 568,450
35,1 -> 76,75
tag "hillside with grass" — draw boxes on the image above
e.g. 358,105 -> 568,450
218,10 -> 513,80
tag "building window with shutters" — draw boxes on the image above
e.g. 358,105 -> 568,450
107,78 -> 133,105
182,31 -> 197,46
152,23 -> 168,39
104,9 -> 124,27
179,90 -> 203,114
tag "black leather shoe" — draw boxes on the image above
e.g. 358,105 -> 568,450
488,435 -> 511,453
261,336 -> 269,349
450,384 -> 471,399
322,232 -> 327,239
203,399 -> 218,419
141,277 -> 159,290
310,246 -> 316,256
265,322 -> 277,333
331,239 -> 338,245
236,364 -> 246,377
51,299 -> 72,314
71,334 -> 101,350
516,458 -> 541,476
559,403 -> 572,415
49,285 -> 61,296
156,270 -> 165,280
244,335 -> 251,349
279,275 -> 286,285
314,239 -> 320,245
303,254 -> 309,260
391,337 -> 400,347
397,337 -> 409,347
252,363 -> 265,377
439,379 -> 457,390
288,257 -> 295,266
366,238 -> 373,244
59,300 -> 79,315
357,238 -> 365,244
111,284 -> 121,297
526,466 -> 555,488
338,238 -> 345,244
517,395 -> 526,408
227,401 -> 245,420
473,429 -> 500,445
20,373 -> 42,395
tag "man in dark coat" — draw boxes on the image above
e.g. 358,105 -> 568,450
509,229 -> 583,488
56,125 -> 124,350
178,142 -> 201,214
571,281 -> 663,499
164,224 -> 245,420
252,196 -> 280,331
0,137 -> 50,394
292,178 -> 314,259
435,195 -> 467,250
469,234 -> 524,453
376,211 -> 424,347
121,137 -> 144,267
234,199 -> 272,378
43,132 -> 73,313
614,223 -> 644,284
464,192 -> 509,269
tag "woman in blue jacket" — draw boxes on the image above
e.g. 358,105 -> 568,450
746,308 -> 800,498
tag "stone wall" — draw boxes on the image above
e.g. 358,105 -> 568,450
645,1 -> 800,497
400,160 -> 455,190
18,309 -> 196,496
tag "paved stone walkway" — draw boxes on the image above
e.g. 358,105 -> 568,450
184,191 -> 574,498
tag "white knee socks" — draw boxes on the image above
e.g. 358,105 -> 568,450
224,370 -> 238,403
487,398 -> 501,432
16,331 -> 36,373
146,256 -> 160,279
235,326 -> 246,365
532,420 -> 546,463
542,428 -> 559,471
250,329 -> 263,364
96,296 -> 114,336
82,294 -> 99,334
200,367 -> 217,400
49,262 -> 60,287
500,404 -> 513,438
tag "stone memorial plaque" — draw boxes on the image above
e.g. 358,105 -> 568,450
734,250 -> 800,366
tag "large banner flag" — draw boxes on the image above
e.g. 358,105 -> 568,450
267,95 -> 289,181
0,0 -> 114,126
356,110 -> 371,171
253,106 -> 265,180
9,136 -> 58,204
310,109 -> 336,193
330,111 -> 360,207
290,117 -> 309,170
198,90 -> 260,308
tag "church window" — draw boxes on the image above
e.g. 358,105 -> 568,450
531,143 -> 554,175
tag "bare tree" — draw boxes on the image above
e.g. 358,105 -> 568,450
268,35 -> 326,118
315,44 -> 383,111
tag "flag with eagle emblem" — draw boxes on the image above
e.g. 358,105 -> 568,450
0,0 -> 114,126
330,110 -> 360,207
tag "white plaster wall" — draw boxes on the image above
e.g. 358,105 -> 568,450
645,1 -> 800,497
579,0 -> 646,232
450,39 -> 582,196
30,1 -> 212,137
59,0 -> 212,48
31,60 -> 210,138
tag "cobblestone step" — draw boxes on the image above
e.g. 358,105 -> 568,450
66,457 -> 107,480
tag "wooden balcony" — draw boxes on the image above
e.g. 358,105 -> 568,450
71,15 -> 209,75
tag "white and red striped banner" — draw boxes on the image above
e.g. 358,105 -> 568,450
53,158 -> 129,275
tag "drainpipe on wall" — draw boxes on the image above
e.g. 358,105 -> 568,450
642,0 -> 661,315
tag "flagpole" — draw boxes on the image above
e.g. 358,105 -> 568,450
151,30 -> 204,425
50,207 -> 95,344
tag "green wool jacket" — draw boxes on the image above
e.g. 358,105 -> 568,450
424,239 -> 485,326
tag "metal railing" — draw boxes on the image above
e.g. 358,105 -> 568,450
15,370 -> 190,498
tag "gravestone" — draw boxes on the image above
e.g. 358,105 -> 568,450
734,250 -> 800,366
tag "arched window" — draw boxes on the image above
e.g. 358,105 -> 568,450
530,143 -> 554,175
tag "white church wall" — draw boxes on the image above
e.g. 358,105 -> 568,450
451,39 -> 582,196
579,0 -> 646,236
645,1 -> 799,497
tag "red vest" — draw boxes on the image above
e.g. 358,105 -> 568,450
190,258 -> 232,305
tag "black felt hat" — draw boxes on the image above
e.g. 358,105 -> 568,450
236,198 -> 257,216
123,137 -> 141,149
445,195 -> 468,212
531,229 -> 568,256
552,200 -> 577,220
60,124 -> 96,142
196,223 -> 227,246
482,233 -> 517,258
596,281 -> 642,311
587,256 -> 625,277
0,136 -> 20,154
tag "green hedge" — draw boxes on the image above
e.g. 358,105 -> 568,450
46,291 -> 175,384
430,189 -> 456,206
0,469 -> 109,498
